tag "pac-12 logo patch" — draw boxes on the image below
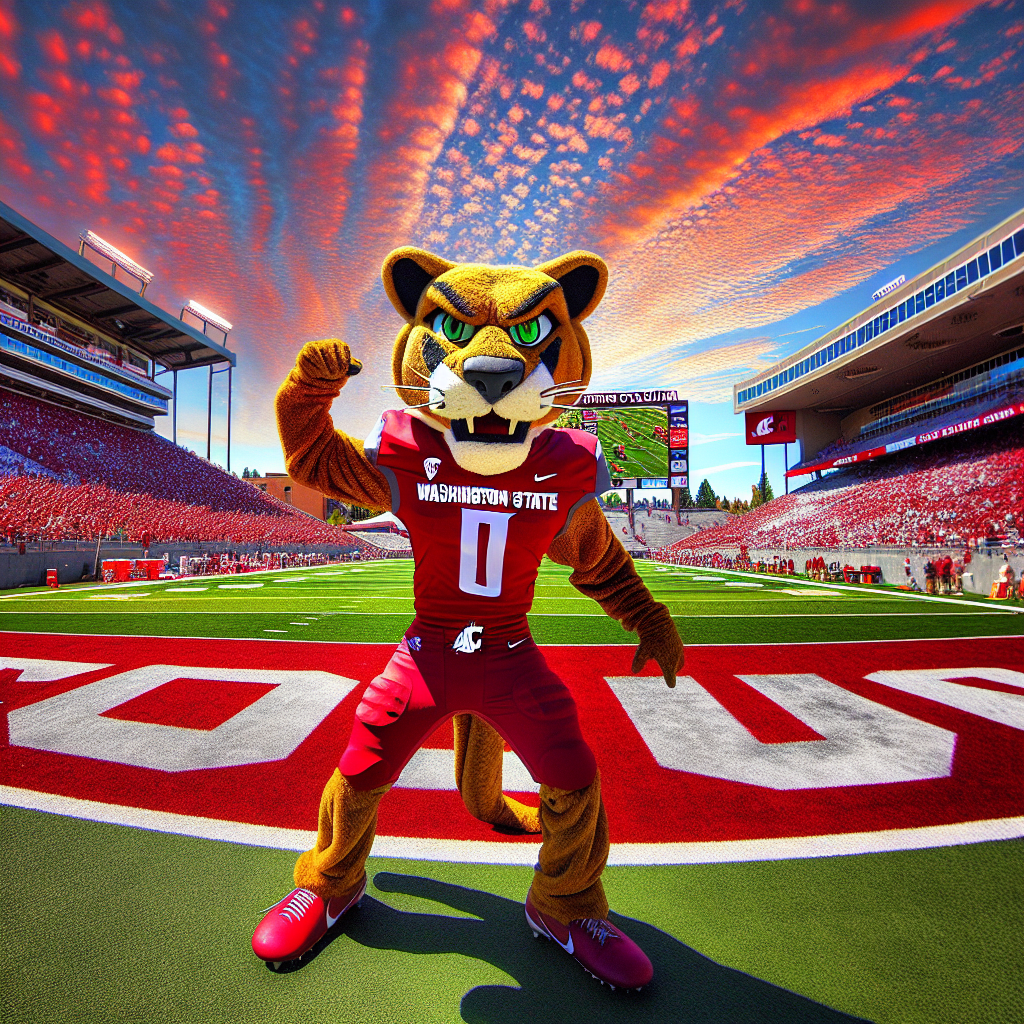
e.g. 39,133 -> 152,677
423,457 -> 441,480
452,623 -> 483,653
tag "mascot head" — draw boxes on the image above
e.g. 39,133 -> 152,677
381,247 -> 607,475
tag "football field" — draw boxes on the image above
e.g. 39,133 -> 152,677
2,559 -> 1023,1023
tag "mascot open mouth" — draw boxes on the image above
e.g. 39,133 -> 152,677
451,411 -> 531,444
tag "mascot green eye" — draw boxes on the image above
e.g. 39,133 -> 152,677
431,311 -> 476,343
508,313 -> 553,347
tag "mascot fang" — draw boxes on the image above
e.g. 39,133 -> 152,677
252,248 -> 685,991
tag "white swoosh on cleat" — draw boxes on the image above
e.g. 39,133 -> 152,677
534,472 -> 556,482
325,904 -> 345,928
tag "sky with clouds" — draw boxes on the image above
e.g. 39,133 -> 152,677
1,0 -> 1022,499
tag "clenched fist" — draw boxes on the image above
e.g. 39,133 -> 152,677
630,602 -> 685,688
294,338 -> 363,387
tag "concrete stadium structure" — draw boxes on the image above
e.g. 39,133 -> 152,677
735,208 -> 1024,471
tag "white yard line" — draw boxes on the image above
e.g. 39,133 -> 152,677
2,785 -> 1020,865
648,565 -> 1024,614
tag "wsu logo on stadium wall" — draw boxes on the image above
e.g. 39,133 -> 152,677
1,635 -> 1022,855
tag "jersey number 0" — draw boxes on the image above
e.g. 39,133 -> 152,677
458,509 -> 515,597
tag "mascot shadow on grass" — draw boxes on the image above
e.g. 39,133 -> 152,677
280,871 -> 874,1024
254,248 -> 689,990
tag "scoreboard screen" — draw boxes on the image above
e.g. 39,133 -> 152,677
554,390 -> 688,491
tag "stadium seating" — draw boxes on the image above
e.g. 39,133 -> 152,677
798,380 -> 1024,471
665,425 -> 1024,553
349,531 -> 413,553
0,391 -> 366,550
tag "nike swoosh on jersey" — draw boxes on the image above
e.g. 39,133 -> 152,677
534,472 -> 557,482
507,638 -> 527,648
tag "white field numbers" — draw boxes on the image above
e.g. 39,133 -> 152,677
458,509 -> 514,597
3,657 -> 1023,789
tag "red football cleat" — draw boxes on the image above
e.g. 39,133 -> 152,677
252,876 -> 366,969
525,890 -> 653,991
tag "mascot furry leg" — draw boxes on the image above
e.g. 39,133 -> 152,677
453,714 -> 541,833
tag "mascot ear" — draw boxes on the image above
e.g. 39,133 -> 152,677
382,247 -> 457,323
534,250 -> 608,322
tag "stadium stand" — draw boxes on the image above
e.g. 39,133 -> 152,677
0,391 -> 365,550
664,423 -> 1023,554
349,531 -> 413,554
632,509 -> 729,549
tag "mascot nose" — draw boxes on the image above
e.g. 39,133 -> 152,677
463,356 -> 523,405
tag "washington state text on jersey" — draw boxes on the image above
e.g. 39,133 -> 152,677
415,482 -> 559,511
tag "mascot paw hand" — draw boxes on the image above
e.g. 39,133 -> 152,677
296,339 -> 362,385
631,605 -> 684,688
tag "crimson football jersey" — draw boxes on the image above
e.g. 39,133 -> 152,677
366,410 -> 610,630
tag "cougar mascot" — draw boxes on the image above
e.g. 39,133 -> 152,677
252,248 -> 684,990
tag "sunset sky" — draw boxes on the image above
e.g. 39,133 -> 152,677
1,0 -> 1022,499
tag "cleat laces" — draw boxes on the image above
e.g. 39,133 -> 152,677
264,889 -> 318,924
582,919 -> 618,946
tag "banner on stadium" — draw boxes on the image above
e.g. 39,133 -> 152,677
745,410 -> 796,445
787,400 -> 1024,477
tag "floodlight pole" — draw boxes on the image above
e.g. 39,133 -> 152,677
207,365 -> 213,460
172,369 -> 178,445
784,443 -> 789,495
761,444 -> 766,502
226,364 -> 232,473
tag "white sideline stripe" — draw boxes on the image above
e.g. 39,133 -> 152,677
679,565 -> 1024,614
0,629 -> 1020,646
0,561 -> 340,600
1,785 -> 1021,865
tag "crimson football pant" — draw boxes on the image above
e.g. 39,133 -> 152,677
292,621 -> 610,925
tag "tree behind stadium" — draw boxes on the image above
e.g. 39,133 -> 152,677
695,478 -> 718,508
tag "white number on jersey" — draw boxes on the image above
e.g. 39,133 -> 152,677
458,508 -> 514,597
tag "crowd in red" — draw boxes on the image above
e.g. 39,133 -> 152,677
664,425 -> 1023,554
0,391 -> 364,550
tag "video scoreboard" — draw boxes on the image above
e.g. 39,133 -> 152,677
556,388 -> 688,491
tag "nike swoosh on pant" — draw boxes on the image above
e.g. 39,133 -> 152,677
508,638 -> 527,648
534,473 -> 556,481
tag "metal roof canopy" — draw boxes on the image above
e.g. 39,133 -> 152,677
0,200 -> 234,371
734,208 -> 1024,418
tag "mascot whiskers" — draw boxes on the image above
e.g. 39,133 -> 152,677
252,247 -> 684,990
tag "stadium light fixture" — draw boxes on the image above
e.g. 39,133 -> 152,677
181,299 -> 233,337
79,230 -> 154,294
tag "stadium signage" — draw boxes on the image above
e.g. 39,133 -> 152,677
872,275 -> 905,302
2,635 -> 1022,858
580,390 -> 680,407
0,312 -> 170,397
745,410 -> 796,445
0,311 -> 59,346
787,400 -> 1024,477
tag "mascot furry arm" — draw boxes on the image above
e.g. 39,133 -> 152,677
276,248 -> 683,830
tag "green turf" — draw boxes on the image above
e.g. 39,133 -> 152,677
2,805 -> 1020,1024
3,557 -> 1023,1023
2,559 -> 1020,645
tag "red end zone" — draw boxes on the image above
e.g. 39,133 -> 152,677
1,633 -> 1022,857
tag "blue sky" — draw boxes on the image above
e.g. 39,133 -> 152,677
1,0 -> 1021,500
